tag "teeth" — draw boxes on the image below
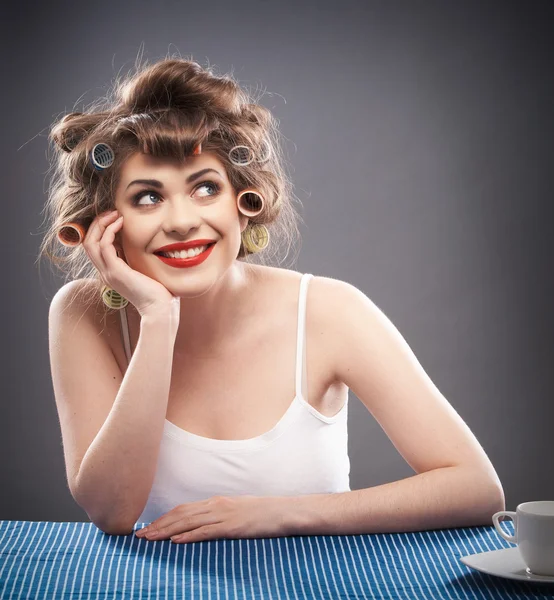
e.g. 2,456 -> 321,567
160,245 -> 208,259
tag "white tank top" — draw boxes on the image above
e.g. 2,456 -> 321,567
118,273 -> 351,524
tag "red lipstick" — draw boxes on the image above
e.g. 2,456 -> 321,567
155,243 -> 216,268
154,239 -> 217,253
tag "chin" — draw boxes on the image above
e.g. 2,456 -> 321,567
164,276 -> 218,294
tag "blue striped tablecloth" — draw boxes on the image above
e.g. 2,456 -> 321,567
1,520 -> 552,599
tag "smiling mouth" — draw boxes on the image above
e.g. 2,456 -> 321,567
153,242 -> 217,268
153,242 -> 216,258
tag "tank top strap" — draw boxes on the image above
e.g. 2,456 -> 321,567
295,273 -> 314,400
119,305 -> 132,365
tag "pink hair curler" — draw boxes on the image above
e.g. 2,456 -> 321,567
237,189 -> 264,217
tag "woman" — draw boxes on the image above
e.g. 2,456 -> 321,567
43,57 -> 504,543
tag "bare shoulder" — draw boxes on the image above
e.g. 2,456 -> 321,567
258,265 -> 346,295
50,278 -> 89,317
305,273 -> 363,364
49,278 -> 108,335
308,273 -> 357,308
261,267 -> 355,383
305,273 -> 376,323
259,265 -> 356,318
272,269 -> 357,317
303,273 -> 385,345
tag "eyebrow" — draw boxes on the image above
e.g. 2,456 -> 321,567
125,168 -> 223,191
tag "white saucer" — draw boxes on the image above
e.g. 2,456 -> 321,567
460,547 -> 554,584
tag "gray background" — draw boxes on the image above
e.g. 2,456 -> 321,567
3,0 -> 553,522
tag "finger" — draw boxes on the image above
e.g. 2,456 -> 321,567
83,210 -> 120,245
98,215 -> 124,267
92,215 -> 124,282
137,499 -> 214,535
136,507 -> 180,535
83,211 -> 120,274
171,523 -> 226,544
141,510 -> 215,540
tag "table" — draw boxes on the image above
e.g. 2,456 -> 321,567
1,520 -> 552,599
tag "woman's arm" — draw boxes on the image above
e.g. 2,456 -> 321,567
299,276 -> 505,533
72,314 -> 177,534
323,276 -> 504,485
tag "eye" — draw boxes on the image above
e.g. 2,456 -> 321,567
195,181 -> 221,197
132,190 -> 161,206
131,181 -> 221,206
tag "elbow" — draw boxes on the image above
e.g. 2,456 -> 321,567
73,488 -> 143,536
99,524 -> 136,537
91,514 -> 137,536
476,473 -> 506,521
484,469 -> 506,513
490,483 -> 506,514
80,505 -> 138,537
99,512 -> 144,536
479,491 -> 506,526
458,466 -> 506,523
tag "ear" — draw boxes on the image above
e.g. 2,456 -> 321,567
113,234 -> 125,260
113,237 -> 123,255
239,212 -> 249,233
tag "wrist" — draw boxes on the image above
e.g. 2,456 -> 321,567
140,311 -> 178,334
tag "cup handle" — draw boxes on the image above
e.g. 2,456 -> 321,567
492,511 -> 517,543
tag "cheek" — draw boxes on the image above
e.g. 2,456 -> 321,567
118,235 -> 146,263
118,220 -> 148,249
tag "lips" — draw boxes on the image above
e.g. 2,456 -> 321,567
154,242 -> 215,257
154,239 -> 217,253
155,242 -> 216,268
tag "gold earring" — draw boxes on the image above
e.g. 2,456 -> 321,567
100,285 -> 129,310
241,223 -> 270,253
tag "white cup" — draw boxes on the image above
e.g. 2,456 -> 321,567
492,500 -> 554,576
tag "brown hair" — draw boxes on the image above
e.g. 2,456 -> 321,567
37,54 -> 303,310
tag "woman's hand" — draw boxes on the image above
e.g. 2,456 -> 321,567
83,210 -> 180,323
135,495 -> 291,543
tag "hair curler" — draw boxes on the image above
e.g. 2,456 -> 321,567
89,143 -> 115,171
237,189 -> 264,217
57,222 -> 86,247
229,145 -> 254,166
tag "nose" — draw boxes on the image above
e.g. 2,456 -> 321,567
162,196 -> 204,235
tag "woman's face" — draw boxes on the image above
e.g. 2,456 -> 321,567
112,150 -> 249,292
